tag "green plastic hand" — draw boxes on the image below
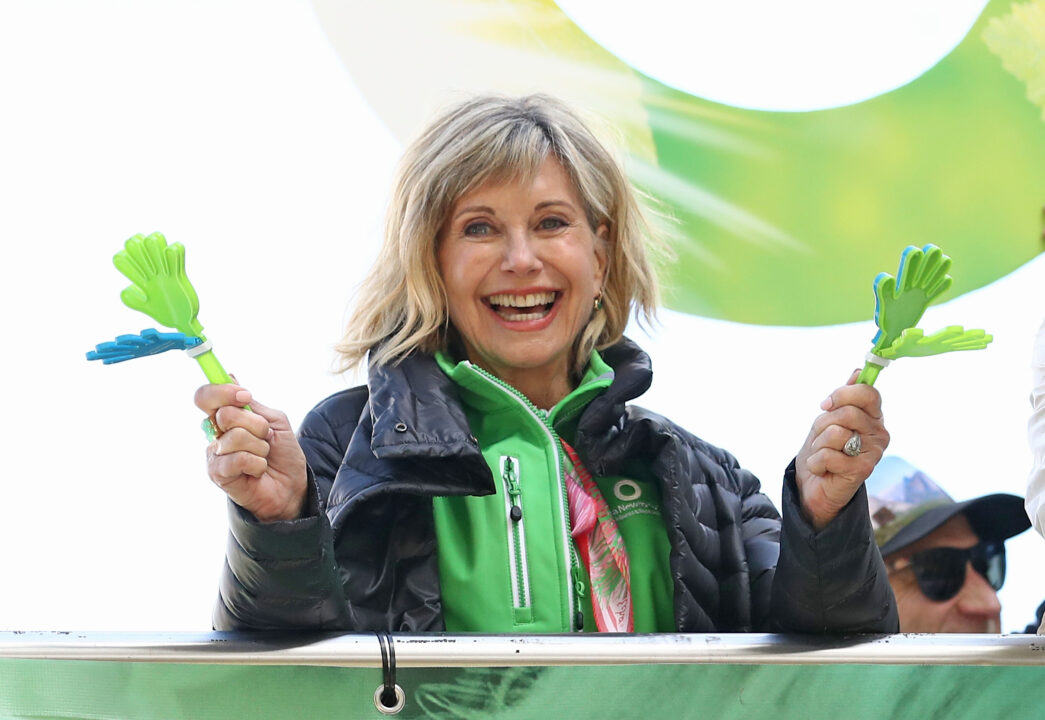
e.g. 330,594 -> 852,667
114,232 -> 204,338
877,326 -> 993,360
113,232 -> 237,388
856,244 -> 992,385
870,244 -> 953,353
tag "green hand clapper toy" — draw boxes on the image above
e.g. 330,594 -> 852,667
857,243 -> 992,385
113,232 -> 238,390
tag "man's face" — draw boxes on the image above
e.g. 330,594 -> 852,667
885,514 -> 1002,633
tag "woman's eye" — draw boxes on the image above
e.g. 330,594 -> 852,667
464,221 -> 492,237
538,217 -> 567,231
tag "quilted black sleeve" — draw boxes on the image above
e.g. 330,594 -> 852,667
212,389 -> 368,630
733,461 -> 783,631
769,460 -> 899,633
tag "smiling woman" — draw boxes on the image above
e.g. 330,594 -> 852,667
334,95 -> 657,383
194,94 -> 899,635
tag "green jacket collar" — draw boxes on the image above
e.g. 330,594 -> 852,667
434,350 -> 614,436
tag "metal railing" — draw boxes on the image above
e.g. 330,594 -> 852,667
1,631 -> 1043,666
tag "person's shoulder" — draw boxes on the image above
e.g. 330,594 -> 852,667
300,385 -> 370,440
621,403 -> 759,488
623,404 -> 727,457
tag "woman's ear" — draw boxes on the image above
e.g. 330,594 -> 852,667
594,224 -> 609,285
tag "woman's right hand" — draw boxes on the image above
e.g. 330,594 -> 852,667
194,384 -> 308,523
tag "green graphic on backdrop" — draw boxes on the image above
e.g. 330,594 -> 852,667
2,659 -> 1043,719
312,0 -> 1045,325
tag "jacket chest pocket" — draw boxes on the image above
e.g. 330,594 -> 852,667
500,455 -> 533,622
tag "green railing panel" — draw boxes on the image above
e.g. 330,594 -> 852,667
2,633 -> 1043,719
2,659 -> 1045,719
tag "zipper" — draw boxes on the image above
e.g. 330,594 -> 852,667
465,362 -> 584,631
500,455 -> 531,609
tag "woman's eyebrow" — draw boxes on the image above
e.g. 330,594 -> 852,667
535,200 -> 573,211
452,205 -> 496,220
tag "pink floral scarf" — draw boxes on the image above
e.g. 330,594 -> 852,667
560,439 -> 633,632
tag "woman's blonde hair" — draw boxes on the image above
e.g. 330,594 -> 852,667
336,94 -> 661,373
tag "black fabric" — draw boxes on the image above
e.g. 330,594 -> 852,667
215,337 -> 898,634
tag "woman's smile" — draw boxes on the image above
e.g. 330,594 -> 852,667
484,289 -> 560,323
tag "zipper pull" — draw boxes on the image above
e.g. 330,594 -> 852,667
502,456 -> 523,522
502,457 -> 521,501
571,565 -> 588,599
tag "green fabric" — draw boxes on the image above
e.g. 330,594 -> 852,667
592,464 -> 675,632
431,351 -> 606,632
3,657 -> 1043,719
432,351 -> 673,633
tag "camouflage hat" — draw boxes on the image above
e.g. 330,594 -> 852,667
867,456 -> 1029,557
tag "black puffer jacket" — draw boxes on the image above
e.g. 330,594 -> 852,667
215,338 -> 897,633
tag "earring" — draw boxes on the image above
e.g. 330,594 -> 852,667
593,293 -> 603,311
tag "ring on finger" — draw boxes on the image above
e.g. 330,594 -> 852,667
843,431 -> 862,457
202,416 -> 220,443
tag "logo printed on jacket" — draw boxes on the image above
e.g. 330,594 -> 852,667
614,479 -> 642,502
609,478 -> 659,522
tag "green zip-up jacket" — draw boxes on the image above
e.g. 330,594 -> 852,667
431,350 -> 675,633
215,338 -> 898,634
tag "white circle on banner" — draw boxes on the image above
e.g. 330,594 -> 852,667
555,0 -> 989,111
614,479 -> 642,502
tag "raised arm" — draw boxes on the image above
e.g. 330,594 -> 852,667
195,383 -> 350,630
770,374 -> 898,633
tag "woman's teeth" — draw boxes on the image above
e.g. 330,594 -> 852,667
487,291 -> 557,321
496,308 -> 549,321
487,291 -> 557,307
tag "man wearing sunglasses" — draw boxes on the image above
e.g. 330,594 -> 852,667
867,456 -> 1030,633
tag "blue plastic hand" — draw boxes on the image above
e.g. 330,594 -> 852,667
86,328 -> 202,364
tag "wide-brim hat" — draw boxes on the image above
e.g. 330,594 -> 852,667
867,456 -> 1030,558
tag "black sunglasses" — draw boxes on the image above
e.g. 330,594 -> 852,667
888,541 -> 1006,602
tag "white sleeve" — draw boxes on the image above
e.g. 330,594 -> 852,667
1027,318 -> 1045,537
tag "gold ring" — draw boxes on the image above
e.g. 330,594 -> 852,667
201,416 -> 219,442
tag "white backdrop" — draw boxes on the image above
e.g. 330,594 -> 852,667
1,0 -> 1041,632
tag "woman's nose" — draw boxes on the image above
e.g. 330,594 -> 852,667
501,229 -> 542,274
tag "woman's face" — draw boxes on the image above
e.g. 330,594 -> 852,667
437,156 -> 607,399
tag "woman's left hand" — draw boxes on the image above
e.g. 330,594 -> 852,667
795,371 -> 889,530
